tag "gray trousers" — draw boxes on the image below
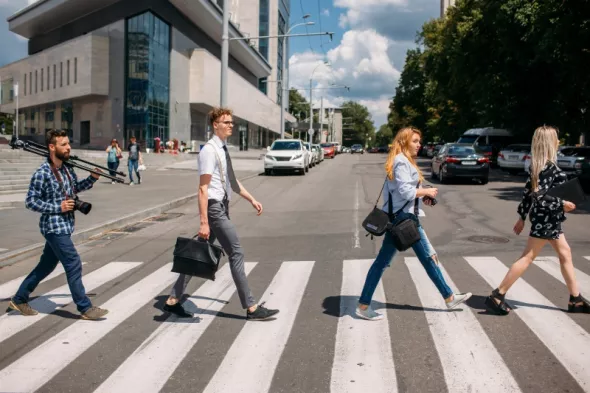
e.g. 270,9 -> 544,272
170,199 -> 256,309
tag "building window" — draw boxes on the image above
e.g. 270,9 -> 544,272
24,74 -> 26,97
67,60 -> 70,85
277,12 -> 286,104
35,70 -> 38,94
258,0 -> 269,60
60,62 -> 63,87
258,78 -> 268,94
125,11 -> 171,149
29,72 -> 32,95
53,65 -> 56,89
47,66 -> 50,90
41,69 -> 44,92
74,58 -> 77,84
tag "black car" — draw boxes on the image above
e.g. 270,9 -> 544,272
580,159 -> 590,195
350,144 -> 364,154
431,143 -> 490,184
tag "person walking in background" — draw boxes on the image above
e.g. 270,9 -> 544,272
356,127 -> 472,321
127,136 -> 142,186
485,125 -> 590,315
105,139 -> 122,184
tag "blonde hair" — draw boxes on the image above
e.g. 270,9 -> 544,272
385,127 -> 424,181
530,125 -> 559,191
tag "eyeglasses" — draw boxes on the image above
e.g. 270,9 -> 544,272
216,121 -> 234,126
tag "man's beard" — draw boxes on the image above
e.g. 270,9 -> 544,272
55,150 -> 70,161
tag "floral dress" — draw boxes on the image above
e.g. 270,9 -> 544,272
517,161 -> 568,240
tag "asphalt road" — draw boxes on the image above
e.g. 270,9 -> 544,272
0,153 -> 589,393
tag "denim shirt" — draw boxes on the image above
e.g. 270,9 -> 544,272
381,153 -> 425,217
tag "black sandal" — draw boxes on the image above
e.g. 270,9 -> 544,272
484,288 -> 512,316
568,294 -> 590,313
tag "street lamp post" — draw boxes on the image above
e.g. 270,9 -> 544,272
220,3 -> 230,107
308,61 -> 330,145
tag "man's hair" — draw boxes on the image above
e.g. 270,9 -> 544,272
46,129 -> 68,147
208,107 -> 233,127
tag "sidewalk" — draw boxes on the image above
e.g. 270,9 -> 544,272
0,159 -> 262,260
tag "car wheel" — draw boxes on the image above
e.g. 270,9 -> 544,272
305,165 -> 309,172
265,169 -> 272,176
300,168 -> 306,176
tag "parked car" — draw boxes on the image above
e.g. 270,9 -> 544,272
498,144 -> 531,174
351,144 -> 364,154
556,147 -> 590,178
524,145 -> 577,173
303,142 -> 318,167
264,139 -> 309,175
431,143 -> 490,184
312,144 -> 324,162
457,127 -> 514,166
333,142 -> 342,155
321,142 -> 336,159
580,159 -> 590,194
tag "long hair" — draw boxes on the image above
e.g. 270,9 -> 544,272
530,125 -> 559,191
385,127 -> 424,181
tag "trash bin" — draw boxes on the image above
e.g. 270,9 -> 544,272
191,140 -> 198,152
154,139 -> 161,154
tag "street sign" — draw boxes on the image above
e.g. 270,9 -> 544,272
308,129 -> 314,136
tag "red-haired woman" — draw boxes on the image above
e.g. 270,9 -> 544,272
357,127 -> 472,320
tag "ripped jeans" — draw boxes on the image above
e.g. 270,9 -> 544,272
358,212 -> 453,305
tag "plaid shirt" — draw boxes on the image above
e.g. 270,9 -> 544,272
25,160 -> 97,236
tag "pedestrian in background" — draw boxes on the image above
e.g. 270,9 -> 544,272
127,136 -> 142,186
356,127 -> 472,321
105,139 -> 122,184
486,125 -> 590,315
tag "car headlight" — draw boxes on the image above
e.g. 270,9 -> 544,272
292,154 -> 303,161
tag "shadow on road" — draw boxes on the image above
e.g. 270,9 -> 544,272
321,295 -> 461,317
466,294 -> 565,315
151,295 -> 246,323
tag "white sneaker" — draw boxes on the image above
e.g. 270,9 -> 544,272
355,306 -> 384,321
129,182 -> 134,186
446,292 -> 472,309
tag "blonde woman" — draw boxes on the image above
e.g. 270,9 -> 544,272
357,128 -> 472,320
486,125 -> 590,315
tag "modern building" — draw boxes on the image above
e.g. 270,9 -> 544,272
440,0 -> 456,17
0,0 -> 295,151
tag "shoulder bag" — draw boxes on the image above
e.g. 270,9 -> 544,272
172,234 -> 225,281
361,176 -> 392,237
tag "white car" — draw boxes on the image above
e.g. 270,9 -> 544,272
498,144 -> 531,174
303,142 -> 318,167
312,144 -> 325,162
264,139 -> 309,175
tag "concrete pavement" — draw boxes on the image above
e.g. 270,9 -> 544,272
0,154 -> 589,393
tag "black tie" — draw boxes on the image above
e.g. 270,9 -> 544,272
223,145 -> 241,194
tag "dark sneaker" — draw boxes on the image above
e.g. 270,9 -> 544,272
81,306 -> 109,320
8,299 -> 39,316
246,302 -> 279,321
163,303 -> 194,318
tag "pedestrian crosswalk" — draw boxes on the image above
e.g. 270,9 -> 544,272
0,254 -> 589,392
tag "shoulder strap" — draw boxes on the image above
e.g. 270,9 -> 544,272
207,141 -> 227,194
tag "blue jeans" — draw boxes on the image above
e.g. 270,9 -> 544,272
13,233 -> 92,313
359,212 -> 453,305
107,160 -> 119,177
128,159 -> 140,183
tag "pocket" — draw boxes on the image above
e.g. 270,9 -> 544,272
207,201 -> 226,220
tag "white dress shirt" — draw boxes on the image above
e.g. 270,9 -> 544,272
381,153 -> 425,217
199,135 -> 232,202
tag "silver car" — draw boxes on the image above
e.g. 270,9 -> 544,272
498,144 -> 531,174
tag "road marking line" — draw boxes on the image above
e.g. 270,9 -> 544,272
0,262 -> 141,345
203,261 -> 314,393
353,180 -> 360,248
405,257 -> 521,392
0,262 -> 87,300
0,248 -> 8,253
94,263 -> 257,393
584,256 -> 590,262
535,257 -> 590,292
465,256 -> 590,391
0,263 -> 178,393
331,259 -> 397,393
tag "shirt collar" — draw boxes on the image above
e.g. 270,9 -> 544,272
211,134 -> 226,149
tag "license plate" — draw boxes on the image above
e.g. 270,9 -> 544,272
509,155 -> 519,160
558,161 -> 569,167
462,161 -> 477,165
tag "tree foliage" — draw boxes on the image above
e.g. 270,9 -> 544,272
389,0 -> 590,144
341,101 -> 376,147
289,88 -> 310,122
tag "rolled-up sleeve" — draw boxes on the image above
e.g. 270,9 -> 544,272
394,158 -> 417,201
199,145 -> 216,176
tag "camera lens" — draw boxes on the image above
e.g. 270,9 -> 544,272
74,198 -> 92,215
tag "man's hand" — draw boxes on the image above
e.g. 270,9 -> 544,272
61,199 -> 75,213
513,218 -> 525,235
90,167 -> 102,180
198,223 -> 210,240
251,200 -> 263,216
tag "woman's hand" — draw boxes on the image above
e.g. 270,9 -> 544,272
564,201 -> 576,212
424,187 -> 438,199
513,218 -> 525,235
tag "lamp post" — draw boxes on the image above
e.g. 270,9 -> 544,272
308,61 -> 330,145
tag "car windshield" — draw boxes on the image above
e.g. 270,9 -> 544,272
352,144 -> 362,148
271,141 -> 301,150
321,143 -> 334,147
457,135 -> 478,144
447,146 -> 477,156
504,144 -> 530,153
571,148 -> 590,158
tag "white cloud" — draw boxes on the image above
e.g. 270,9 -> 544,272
322,8 -> 330,17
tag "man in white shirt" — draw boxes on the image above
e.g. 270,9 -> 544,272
163,107 -> 279,321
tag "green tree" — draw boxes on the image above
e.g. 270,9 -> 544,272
288,88 -> 310,122
341,101 -> 376,147
376,124 -> 394,146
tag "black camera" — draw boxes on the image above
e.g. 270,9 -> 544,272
73,196 -> 92,215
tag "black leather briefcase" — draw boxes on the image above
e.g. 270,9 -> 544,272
172,236 -> 224,281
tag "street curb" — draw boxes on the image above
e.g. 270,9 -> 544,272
0,171 -> 263,268
0,201 -> 22,208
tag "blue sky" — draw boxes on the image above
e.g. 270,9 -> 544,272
0,0 -> 440,127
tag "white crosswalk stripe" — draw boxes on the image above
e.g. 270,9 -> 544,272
0,262 -> 87,300
584,256 -> 590,262
0,262 -> 141,345
0,263 -> 178,393
405,257 -> 521,392
203,261 -> 314,393
94,263 -> 257,393
331,260 -> 397,393
1,255 -> 590,392
464,256 -> 590,391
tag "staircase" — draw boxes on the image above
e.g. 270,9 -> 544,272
0,146 -> 44,196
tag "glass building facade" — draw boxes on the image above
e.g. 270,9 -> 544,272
258,0 -> 269,94
125,11 -> 171,149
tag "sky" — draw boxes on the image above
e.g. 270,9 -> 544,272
0,0 -> 440,128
